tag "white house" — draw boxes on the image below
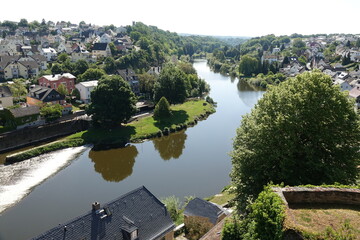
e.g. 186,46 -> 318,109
100,33 -> 111,43
75,80 -> 98,103
41,47 -> 57,61
334,79 -> 352,91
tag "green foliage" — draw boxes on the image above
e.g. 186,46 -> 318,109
154,64 -> 188,104
138,73 -> 156,99
71,88 -> 80,100
74,59 -> 89,75
239,55 -> 260,76
57,53 -> 69,63
40,103 -> 63,122
161,195 -> 181,223
6,79 -> 27,98
222,217 -> 242,240
86,75 -> 137,127
0,109 -> 16,130
51,63 -> 62,74
154,96 -> 172,120
322,219 -> 359,240
247,186 -> 285,240
57,84 -> 68,96
231,71 -> 360,211
185,216 -> 213,240
77,68 -> 106,82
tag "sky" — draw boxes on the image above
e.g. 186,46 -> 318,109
1,0 -> 359,37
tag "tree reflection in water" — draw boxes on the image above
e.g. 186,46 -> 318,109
89,145 -> 138,182
152,130 -> 187,160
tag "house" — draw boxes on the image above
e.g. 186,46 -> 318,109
75,80 -> 98,103
184,197 -> 228,227
92,43 -> 112,58
147,66 -> 162,76
71,45 -> 93,62
100,33 -> 112,43
0,86 -> 13,108
31,186 -> 175,240
0,54 -> 47,80
348,87 -> 360,108
334,79 -> 352,91
117,69 -> 140,95
9,105 -> 44,129
41,47 -> 57,61
27,85 -> 65,106
38,73 -> 76,93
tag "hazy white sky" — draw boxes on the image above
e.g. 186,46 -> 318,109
2,0 -> 359,37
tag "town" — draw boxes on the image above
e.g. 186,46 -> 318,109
0,18 -> 359,240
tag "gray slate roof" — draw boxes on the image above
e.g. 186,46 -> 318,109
0,86 -> 12,98
28,85 -> 65,102
184,198 -> 225,225
10,105 -> 40,118
92,43 -> 108,51
31,186 -> 175,240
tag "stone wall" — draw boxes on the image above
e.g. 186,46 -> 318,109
274,187 -> 360,206
0,119 -> 90,152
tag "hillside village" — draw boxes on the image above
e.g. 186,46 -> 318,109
0,19 -> 360,240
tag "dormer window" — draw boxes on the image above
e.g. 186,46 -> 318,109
131,229 -> 138,240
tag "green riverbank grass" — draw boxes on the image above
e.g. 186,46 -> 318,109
6,100 -> 215,162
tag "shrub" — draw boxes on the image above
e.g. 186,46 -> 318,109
154,96 -> 172,120
184,216 -> 213,240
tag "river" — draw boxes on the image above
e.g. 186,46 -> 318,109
0,60 -> 264,240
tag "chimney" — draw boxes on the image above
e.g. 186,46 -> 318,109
92,202 -> 100,211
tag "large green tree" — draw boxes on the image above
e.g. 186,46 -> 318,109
87,75 -> 137,127
239,55 -> 259,76
231,71 -> 360,210
154,65 -> 188,104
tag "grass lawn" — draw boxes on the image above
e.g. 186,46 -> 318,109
286,203 -> 360,239
68,99 -> 215,144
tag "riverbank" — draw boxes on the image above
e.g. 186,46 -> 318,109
6,99 -> 215,163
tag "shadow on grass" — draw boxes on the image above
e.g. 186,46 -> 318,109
81,125 -> 136,149
154,110 -> 189,129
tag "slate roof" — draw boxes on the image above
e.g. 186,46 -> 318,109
28,85 -> 65,102
92,43 -> 108,51
31,186 -> 175,240
0,86 -> 12,98
184,198 -> 226,225
10,105 -> 40,118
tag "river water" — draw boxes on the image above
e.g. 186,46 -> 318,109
0,60 -> 264,240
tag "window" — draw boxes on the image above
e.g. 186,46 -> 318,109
131,230 -> 138,240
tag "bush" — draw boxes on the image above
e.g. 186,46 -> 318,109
154,96 -> 172,120
184,216 -> 213,240
161,196 -> 181,223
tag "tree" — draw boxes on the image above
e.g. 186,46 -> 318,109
86,75 -> 137,127
239,55 -> 259,76
342,52 -> 351,66
161,196 -> 181,222
7,79 -> 27,98
40,103 -> 63,122
231,71 -> 360,210
71,88 -> 80,100
77,68 -> 106,82
18,18 -> 28,28
154,64 -> 188,104
154,96 -> 171,120
104,57 -> 116,74
57,53 -> 69,63
57,84 -> 68,96
138,73 -> 156,99
74,59 -> 89,75
51,63 -> 62,74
